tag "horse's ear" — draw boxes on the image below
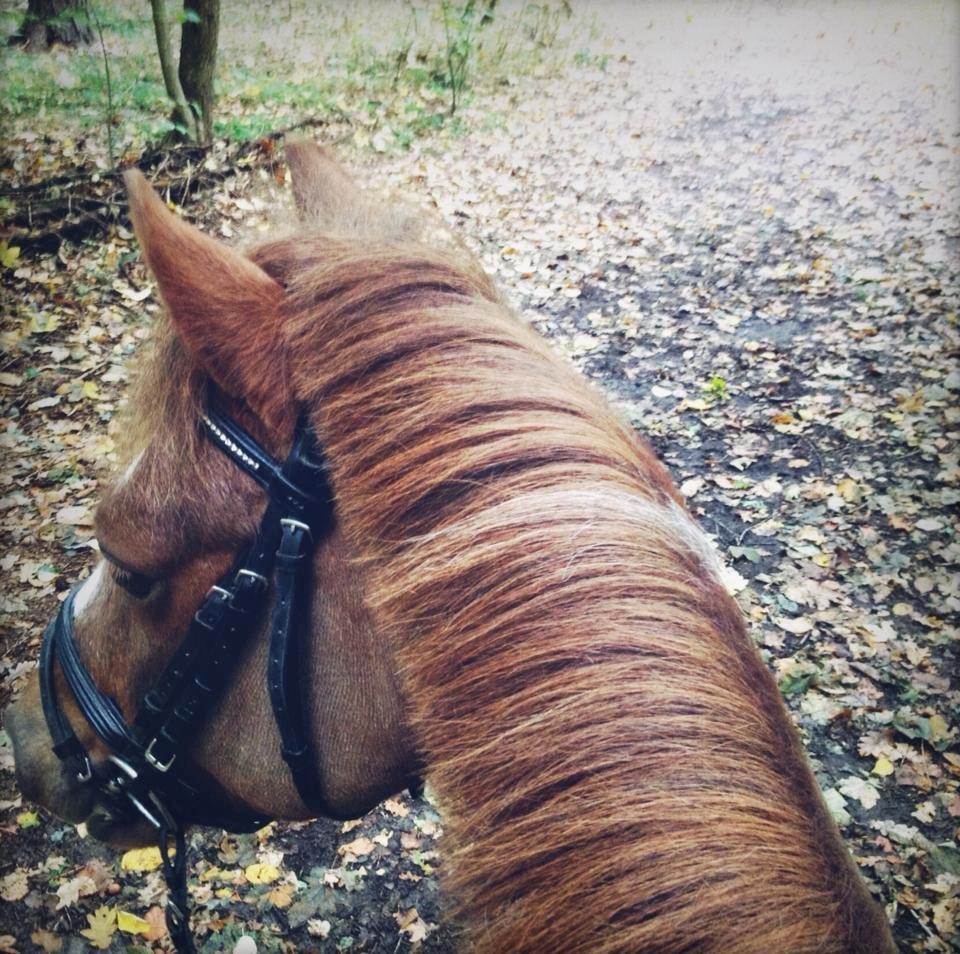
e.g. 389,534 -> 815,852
124,169 -> 288,426
286,139 -> 362,225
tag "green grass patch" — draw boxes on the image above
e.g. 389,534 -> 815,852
2,0 -> 608,171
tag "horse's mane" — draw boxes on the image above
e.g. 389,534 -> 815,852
230,233 -> 887,952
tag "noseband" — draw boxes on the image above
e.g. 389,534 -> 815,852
39,406 -> 335,952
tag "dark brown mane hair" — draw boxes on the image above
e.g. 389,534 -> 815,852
231,230 -> 887,951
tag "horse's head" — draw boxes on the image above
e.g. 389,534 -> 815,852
5,143 -> 896,952
6,143 -> 420,847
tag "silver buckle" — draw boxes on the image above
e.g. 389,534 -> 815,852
76,755 -> 93,784
280,517 -> 312,542
106,756 -> 173,832
236,569 -> 267,588
144,737 -> 176,773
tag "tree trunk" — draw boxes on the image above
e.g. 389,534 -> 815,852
149,0 -> 198,141
12,0 -> 93,51
178,0 -> 220,144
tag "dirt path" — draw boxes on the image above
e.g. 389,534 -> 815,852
1,3 -> 957,951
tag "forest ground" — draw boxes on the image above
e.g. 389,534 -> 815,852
1,2 -> 958,952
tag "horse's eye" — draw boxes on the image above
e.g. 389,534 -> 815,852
112,566 -> 156,599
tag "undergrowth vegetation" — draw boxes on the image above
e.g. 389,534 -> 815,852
1,0 -> 602,179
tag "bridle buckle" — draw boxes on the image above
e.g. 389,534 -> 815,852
75,755 -> 93,783
236,569 -> 268,589
145,737 -> 177,773
280,517 -> 313,543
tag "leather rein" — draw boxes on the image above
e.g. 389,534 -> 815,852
39,406 -> 335,952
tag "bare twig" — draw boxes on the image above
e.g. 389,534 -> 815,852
89,3 -> 115,167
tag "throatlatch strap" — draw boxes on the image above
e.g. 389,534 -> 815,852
268,518 -> 327,811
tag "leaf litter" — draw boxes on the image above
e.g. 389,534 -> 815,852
1,2 -> 958,951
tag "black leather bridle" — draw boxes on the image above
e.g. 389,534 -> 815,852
39,406 -> 336,952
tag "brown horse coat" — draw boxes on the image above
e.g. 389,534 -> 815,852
7,144 -> 895,952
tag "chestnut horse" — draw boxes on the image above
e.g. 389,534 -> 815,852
7,143 -> 894,952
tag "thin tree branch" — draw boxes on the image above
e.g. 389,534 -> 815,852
89,4 -> 114,167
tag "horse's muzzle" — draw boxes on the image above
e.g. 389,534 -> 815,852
6,678 -> 158,847
5,675 -> 95,824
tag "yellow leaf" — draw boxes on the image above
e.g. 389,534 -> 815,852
117,910 -> 151,935
836,478 -> 862,503
929,714 -> 950,742
267,882 -> 295,908
80,907 -> 117,950
872,755 -> 895,777
17,810 -> 40,828
28,313 -> 60,334
795,525 -> 825,544
82,380 -> 99,399
121,846 -> 163,872
244,863 -> 280,884
0,242 -> 20,269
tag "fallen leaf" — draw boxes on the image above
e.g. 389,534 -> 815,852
29,931 -> 61,953
142,906 -> 167,942
120,846 -> 163,872
338,835 -> 376,860
28,313 -> 60,335
719,565 -> 748,595
775,616 -> 813,635
55,873 -> 97,909
80,907 -> 116,950
1,242 -> 21,269
0,870 -> 28,902
395,907 -> 432,944
244,863 -> 281,885
872,756 -> 895,777
267,882 -> 295,908
55,505 -> 93,527
117,910 -> 151,935
383,797 -> 409,817
836,477 -> 863,502
78,859 -> 113,894
795,525 -> 826,544
838,776 -> 880,810
823,788 -> 851,826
